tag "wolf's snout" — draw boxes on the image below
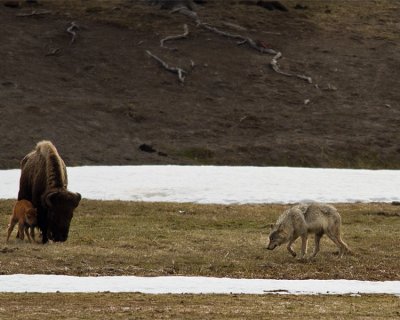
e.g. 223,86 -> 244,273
267,243 -> 277,250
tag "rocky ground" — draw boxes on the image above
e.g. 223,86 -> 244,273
1,0 -> 399,169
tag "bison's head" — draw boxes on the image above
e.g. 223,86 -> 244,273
45,191 -> 81,242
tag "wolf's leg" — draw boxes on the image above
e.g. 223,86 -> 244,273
327,223 -> 351,258
311,232 -> 323,258
326,232 -> 345,257
299,234 -> 308,259
336,236 -> 350,258
334,226 -> 351,257
287,237 -> 298,257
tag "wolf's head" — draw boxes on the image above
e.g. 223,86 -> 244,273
267,226 -> 289,250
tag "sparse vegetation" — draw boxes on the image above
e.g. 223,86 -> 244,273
0,293 -> 399,320
1,200 -> 399,280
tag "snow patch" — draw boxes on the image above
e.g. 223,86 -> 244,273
1,165 -> 399,204
1,275 -> 399,295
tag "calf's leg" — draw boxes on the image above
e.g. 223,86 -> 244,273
18,223 -> 25,241
6,219 -> 17,242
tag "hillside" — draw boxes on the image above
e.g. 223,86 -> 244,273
1,0 -> 399,169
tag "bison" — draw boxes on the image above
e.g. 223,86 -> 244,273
18,141 -> 81,243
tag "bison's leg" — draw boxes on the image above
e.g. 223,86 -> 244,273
41,226 -> 49,244
24,226 -> 32,243
311,232 -> 324,258
37,209 -> 49,244
30,227 -> 36,242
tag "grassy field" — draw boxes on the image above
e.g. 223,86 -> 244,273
0,200 -> 399,280
1,199 -> 399,318
0,293 -> 398,319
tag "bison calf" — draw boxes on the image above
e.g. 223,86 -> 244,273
7,199 -> 38,243
267,203 -> 350,259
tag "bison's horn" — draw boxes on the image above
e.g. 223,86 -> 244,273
45,192 -> 58,208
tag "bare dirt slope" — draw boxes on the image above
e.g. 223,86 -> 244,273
1,0 -> 399,169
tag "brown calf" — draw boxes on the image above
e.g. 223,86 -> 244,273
6,199 -> 38,243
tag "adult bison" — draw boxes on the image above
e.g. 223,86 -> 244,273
18,141 -> 81,243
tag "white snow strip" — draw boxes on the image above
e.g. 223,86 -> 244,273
1,166 -> 399,295
0,275 -> 399,295
1,166 -> 400,204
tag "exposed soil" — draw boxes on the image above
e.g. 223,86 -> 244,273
1,0 -> 399,169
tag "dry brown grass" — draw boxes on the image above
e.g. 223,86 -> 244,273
0,200 -> 399,280
0,293 -> 399,319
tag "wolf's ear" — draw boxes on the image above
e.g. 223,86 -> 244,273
270,223 -> 274,230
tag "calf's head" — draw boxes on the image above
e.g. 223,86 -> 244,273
25,208 -> 38,226
45,191 -> 81,242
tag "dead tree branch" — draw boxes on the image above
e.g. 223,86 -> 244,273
146,50 -> 186,83
45,48 -> 61,57
16,9 -> 52,17
67,21 -> 79,45
271,52 -> 312,83
199,23 -> 278,55
171,7 -> 312,83
170,6 -> 198,20
160,24 -> 189,50
222,21 -> 248,32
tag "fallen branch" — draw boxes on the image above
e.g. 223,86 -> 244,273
170,6 -> 198,20
160,24 -> 189,50
222,21 -> 247,32
199,23 -> 278,55
171,7 -> 312,84
45,48 -> 61,57
146,50 -> 186,83
16,9 -> 52,17
270,52 -> 312,83
67,21 -> 79,45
